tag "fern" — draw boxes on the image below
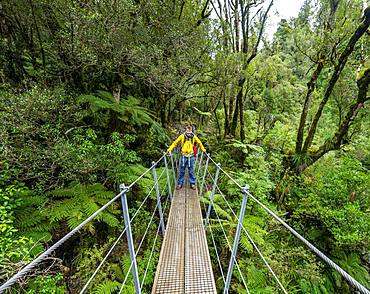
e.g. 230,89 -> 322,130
13,191 -> 53,244
47,183 -> 120,233
93,280 -> 121,294
78,91 -> 157,127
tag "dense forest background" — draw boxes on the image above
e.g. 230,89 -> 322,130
0,0 -> 369,293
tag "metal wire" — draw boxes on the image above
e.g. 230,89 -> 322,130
215,183 -> 287,294
247,192 -> 370,294
79,170 -> 167,293
79,169 -> 166,292
205,153 -> 242,189
127,153 -> 166,189
0,189 -> 125,293
80,226 -> 128,293
140,193 -> 171,290
206,153 -> 370,294
200,194 -> 226,285
205,172 -> 250,294
211,198 -> 250,293
118,260 -> 134,294
130,169 -> 165,223
0,155 -> 166,293
135,185 -> 166,256
119,186 -> 170,293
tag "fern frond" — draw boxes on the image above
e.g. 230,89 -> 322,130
48,198 -> 76,222
93,280 -> 120,294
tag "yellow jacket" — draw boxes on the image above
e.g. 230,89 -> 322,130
168,134 -> 205,156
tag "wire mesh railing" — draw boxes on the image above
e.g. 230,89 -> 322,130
196,152 -> 370,294
0,152 -> 177,294
2,147 -> 370,294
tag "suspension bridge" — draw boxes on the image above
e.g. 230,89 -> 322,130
1,151 -> 369,293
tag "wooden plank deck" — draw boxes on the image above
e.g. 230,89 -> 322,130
152,183 -> 216,294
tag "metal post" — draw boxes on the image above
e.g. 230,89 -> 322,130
163,153 -> 172,202
199,155 -> 209,197
194,147 -> 199,170
152,162 -> 165,236
177,151 -> 182,178
170,152 -> 177,186
196,152 -> 204,180
224,185 -> 250,294
119,184 -> 141,294
204,163 -> 220,230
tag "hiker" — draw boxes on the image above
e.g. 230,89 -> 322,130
167,124 -> 206,190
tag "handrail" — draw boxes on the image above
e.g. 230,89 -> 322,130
204,153 -> 370,294
0,154 -> 167,293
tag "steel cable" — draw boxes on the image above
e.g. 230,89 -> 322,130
206,153 -> 370,294
0,156 -> 166,293
140,192 -> 171,290
79,169 -> 166,293
127,154 -> 166,189
135,185 -> 167,257
206,172 -> 250,294
215,183 -> 287,294
199,193 -> 226,285
80,226 -> 129,293
130,169 -> 165,224
119,186 -> 170,293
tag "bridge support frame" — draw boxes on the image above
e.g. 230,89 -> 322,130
176,149 -> 181,178
163,153 -> 172,202
224,185 -> 250,294
199,155 -> 209,197
152,162 -> 166,236
196,151 -> 204,180
119,184 -> 141,294
170,152 -> 177,186
195,146 -> 199,170
204,163 -> 221,230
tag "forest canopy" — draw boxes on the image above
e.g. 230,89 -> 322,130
0,0 -> 369,293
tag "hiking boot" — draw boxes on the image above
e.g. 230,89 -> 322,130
191,184 -> 196,190
176,185 -> 182,190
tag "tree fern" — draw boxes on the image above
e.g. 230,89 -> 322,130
78,91 -> 156,127
48,183 -> 120,233
13,191 -> 53,246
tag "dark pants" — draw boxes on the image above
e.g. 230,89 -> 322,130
178,156 -> 196,186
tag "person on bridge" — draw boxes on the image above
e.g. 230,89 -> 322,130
167,124 -> 206,190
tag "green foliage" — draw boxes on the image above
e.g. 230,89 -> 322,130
12,190 -> 52,256
0,184 -> 33,260
0,181 -> 36,283
48,183 -> 120,233
79,92 -> 156,127
93,280 -> 121,294
0,0 -> 369,292
25,273 -> 66,294
292,154 -> 369,248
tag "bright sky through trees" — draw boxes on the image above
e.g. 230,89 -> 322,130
266,0 -> 305,39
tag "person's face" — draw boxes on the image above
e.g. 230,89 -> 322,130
186,126 -> 192,133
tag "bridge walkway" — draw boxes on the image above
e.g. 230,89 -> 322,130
152,181 -> 216,294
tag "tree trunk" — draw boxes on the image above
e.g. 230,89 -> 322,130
295,60 -> 323,153
239,88 -> 245,142
315,67 -> 370,158
303,8 -> 370,151
223,90 -> 229,137
234,0 -> 240,52
230,77 -> 245,136
296,67 -> 369,173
